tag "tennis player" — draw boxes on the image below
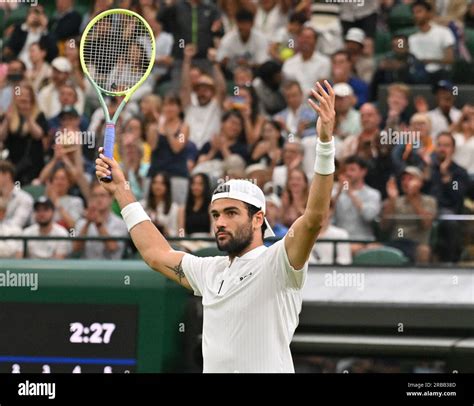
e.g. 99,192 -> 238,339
95,81 -> 335,373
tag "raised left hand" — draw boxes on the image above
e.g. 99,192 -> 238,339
308,80 -> 335,142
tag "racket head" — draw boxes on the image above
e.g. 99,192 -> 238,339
79,8 -> 156,98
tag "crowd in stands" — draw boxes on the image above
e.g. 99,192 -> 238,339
0,0 -> 474,264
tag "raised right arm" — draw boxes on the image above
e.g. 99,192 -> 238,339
96,151 -> 192,290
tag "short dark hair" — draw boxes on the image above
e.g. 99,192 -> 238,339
289,12 -> 308,25
331,50 -> 351,62
0,160 -> 15,179
236,10 -> 254,23
245,203 -> 267,239
437,131 -> 456,148
411,0 -> 432,12
344,155 -> 369,170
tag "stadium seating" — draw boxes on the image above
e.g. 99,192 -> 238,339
353,247 -> 409,266
193,247 -> 225,257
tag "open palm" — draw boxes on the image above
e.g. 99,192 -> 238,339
308,80 -> 336,142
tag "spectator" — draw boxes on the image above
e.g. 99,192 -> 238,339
107,43 -> 154,104
221,154 -> 247,180
453,107 -> 474,177
0,197 -> 22,259
37,56 -> 84,119
218,0 -> 249,34
428,132 -> 469,262
310,200 -> 352,265
20,197 -> 71,259
217,9 -> 270,72
254,0 -> 289,41
178,173 -> 212,236
339,0 -> 379,38
382,83 -> 412,131
245,163 -> 272,190
158,0 -> 221,83
428,132 -> 469,214
381,168 -> 436,263
344,28 -> 375,84
272,139 -> 304,194
264,193 -> 288,242
142,8 -> 174,87
197,110 -> 250,166
391,113 -> 434,176
4,5 -> 57,67
120,133 -> 149,202
38,142 -> 91,202
427,80 -> 462,137
0,160 -> 33,228
331,50 -> 368,109
371,34 -> 429,97
332,156 -> 382,254
333,82 -> 361,141
63,38 -> 86,92
80,0 -> 113,33
365,130 -> 396,201
281,168 -> 308,228
47,84 -> 89,136
408,0 -> 455,82
115,117 -> 148,164
141,172 -> 180,237
223,84 -> 265,145
282,27 -> 331,96
253,61 -> 286,115
0,81 -> 47,185
337,103 -> 381,163
270,11 -> 307,63
72,182 -> 128,259
44,165 -> 84,230
139,94 -> 161,134
249,119 -> 284,169
233,65 -> 254,88
51,105 -> 96,184
181,45 -> 225,150
49,0 -> 82,44
274,80 -> 317,138
148,94 -> 191,205
1,59 -> 26,116
25,42 -> 52,93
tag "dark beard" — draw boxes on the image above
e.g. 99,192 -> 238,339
215,222 -> 254,256
37,219 -> 51,227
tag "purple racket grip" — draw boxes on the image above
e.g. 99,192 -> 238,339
101,123 -> 115,183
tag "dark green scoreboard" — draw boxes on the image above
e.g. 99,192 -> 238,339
0,260 -> 189,373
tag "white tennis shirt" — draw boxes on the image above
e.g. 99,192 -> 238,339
182,239 -> 308,373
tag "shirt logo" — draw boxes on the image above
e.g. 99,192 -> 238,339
239,272 -> 253,282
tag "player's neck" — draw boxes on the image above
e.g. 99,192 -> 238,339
228,239 -> 264,262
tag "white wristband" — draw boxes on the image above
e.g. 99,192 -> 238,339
121,202 -> 151,232
314,137 -> 336,175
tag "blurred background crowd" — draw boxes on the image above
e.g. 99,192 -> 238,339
0,0 -> 474,265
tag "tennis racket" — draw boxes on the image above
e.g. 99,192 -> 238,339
80,8 -> 155,182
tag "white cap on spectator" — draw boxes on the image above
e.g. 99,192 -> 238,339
212,179 -> 276,238
245,163 -> 269,177
333,83 -> 354,97
345,28 -> 365,45
51,57 -> 72,73
265,193 -> 282,209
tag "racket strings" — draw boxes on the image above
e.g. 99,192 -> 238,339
83,13 -> 153,93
